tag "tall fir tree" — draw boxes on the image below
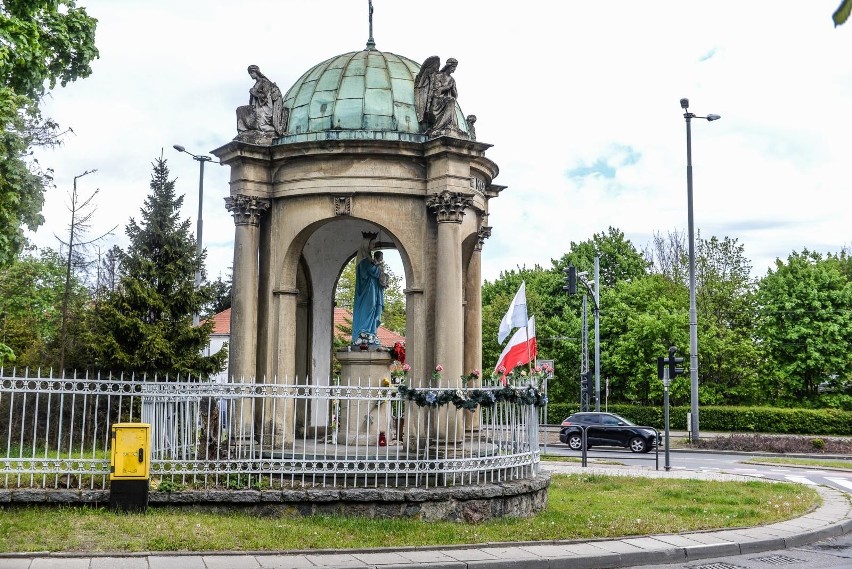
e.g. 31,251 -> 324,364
90,155 -> 226,376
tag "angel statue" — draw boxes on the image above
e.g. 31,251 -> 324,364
236,64 -> 289,139
414,56 -> 466,138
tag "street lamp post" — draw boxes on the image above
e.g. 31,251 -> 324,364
566,257 -> 601,411
662,366 -> 671,471
173,144 -> 214,326
680,98 -> 720,443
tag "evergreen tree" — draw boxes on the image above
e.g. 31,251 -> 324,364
203,272 -> 232,318
90,156 -> 226,376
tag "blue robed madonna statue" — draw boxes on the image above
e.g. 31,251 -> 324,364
351,249 -> 388,345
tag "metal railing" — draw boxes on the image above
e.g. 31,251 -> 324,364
1,370 -> 541,490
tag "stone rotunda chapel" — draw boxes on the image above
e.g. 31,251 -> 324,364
213,29 -> 505,437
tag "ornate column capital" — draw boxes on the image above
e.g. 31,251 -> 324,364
427,191 -> 473,223
475,225 -> 492,251
225,194 -> 271,226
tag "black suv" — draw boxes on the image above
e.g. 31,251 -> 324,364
559,412 -> 658,453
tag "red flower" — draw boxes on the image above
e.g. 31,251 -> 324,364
391,341 -> 406,364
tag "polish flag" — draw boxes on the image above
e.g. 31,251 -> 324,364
498,282 -> 528,344
494,316 -> 536,381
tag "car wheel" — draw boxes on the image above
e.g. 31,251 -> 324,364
567,433 -> 583,451
629,437 -> 648,453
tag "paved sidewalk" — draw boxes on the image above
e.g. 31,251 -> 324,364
1,463 -> 850,569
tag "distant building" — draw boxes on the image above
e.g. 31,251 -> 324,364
204,308 -> 404,382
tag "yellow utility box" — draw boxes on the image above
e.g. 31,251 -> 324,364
110,422 -> 151,480
110,422 -> 150,513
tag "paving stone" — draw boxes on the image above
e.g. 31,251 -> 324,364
0,559 -> 33,569
255,555 -> 316,569
515,544 -> 579,558
620,537 -> 674,550
440,548 -> 499,561
90,556 -> 149,569
650,534 -> 706,547
30,559 -> 89,569
303,553 -> 367,567
148,555 -> 206,569
395,550 -> 456,564
350,552 -> 412,565
202,554 -> 262,569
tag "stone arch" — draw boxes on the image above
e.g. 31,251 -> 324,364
264,213 -> 422,428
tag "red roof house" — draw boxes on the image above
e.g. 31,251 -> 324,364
208,307 -> 404,347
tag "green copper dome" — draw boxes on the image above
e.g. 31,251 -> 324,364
278,49 -> 470,144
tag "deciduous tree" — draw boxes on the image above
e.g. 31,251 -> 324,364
0,0 -> 99,265
756,250 -> 852,403
0,247 -> 88,368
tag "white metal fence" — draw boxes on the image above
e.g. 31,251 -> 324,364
1,370 -> 541,491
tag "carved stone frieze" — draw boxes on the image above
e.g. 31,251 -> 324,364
334,196 -> 351,216
427,191 -> 473,223
225,194 -> 271,226
469,175 -> 486,197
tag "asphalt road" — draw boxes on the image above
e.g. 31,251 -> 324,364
542,443 -> 852,495
542,440 -> 852,568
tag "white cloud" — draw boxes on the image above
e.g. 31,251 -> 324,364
28,0 -> 852,286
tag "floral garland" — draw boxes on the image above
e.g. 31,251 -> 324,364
397,384 -> 547,409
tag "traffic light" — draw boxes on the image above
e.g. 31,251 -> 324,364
563,265 -> 577,295
667,346 -> 684,378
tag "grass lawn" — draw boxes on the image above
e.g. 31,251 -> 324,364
0,474 -> 819,553
742,457 -> 852,470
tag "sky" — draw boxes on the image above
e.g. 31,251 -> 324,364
30,1 -> 852,286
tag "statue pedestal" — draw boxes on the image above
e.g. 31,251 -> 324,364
337,349 -> 393,446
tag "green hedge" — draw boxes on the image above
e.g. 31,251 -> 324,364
545,403 -> 852,436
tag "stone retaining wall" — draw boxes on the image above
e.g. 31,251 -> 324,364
0,474 -> 550,523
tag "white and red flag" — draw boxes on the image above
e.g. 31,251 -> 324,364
494,316 -> 536,382
497,281 -> 527,344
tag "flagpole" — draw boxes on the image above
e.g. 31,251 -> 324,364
524,300 -> 532,377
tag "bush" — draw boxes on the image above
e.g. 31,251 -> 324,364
544,403 -> 852,436
690,433 -> 852,454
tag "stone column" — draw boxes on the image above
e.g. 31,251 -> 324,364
427,191 -> 472,441
224,194 -> 269,451
268,287 -> 298,446
464,224 -> 490,432
464,224 -> 491,383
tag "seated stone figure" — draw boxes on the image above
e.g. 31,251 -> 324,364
236,65 -> 288,139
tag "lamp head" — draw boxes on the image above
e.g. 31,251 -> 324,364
706,114 -> 721,121
173,144 -> 186,153
679,98 -> 689,110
